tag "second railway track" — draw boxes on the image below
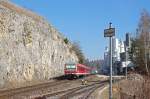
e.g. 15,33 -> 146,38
0,79 -> 70,99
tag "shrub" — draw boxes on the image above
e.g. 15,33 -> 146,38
64,38 -> 69,44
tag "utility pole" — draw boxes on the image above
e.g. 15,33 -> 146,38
125,45 -> 128,79
109,23 -> 113,99
104,22 -> 115,99
125,33 -> 130,79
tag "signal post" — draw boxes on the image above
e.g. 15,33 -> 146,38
104,22 -> 115,99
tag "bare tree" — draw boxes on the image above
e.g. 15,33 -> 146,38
71,42 -> 85,64
135,10 -> 150,75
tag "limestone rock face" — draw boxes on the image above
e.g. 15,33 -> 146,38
0,1 -> 78,89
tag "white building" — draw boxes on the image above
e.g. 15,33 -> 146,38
112,37 -> 125,62
103,37 -> 125,74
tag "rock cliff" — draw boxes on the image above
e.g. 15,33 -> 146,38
0,1 -> 78,89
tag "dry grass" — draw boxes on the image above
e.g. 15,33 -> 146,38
138,77 -> 150,99
118,76 -> 150,99
100,87 -> 109,99
100,83 -> 120,99
100,75 -> 150,99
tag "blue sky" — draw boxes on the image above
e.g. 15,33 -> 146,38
11,0 -> 150,60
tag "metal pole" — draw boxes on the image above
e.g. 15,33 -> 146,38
109,23 -> 112,99
125,46 -> 127,79
104,22 -> 114,99
109,37 -> 112,99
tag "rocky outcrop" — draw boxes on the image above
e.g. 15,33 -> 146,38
0,1 -> 78,89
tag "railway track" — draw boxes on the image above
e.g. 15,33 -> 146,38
83,83 -> 105,99
36,80 -> 108,99
61,81 -> 107,99
0,79 -> 69,98
0,75 -> 110,99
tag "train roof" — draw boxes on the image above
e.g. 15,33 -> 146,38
76,64 -> 91,69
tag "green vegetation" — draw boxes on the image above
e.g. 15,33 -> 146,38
64,38 -> 69,44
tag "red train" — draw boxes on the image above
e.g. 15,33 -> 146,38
64,63 -> 91,79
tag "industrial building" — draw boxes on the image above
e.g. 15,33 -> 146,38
103,36 -> 133,75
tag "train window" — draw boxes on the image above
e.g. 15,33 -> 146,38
66,64 -> 76,69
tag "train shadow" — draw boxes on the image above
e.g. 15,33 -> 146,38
53,75 -> 67,80
34,96 -> 46,99
53,75 -> 87,80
